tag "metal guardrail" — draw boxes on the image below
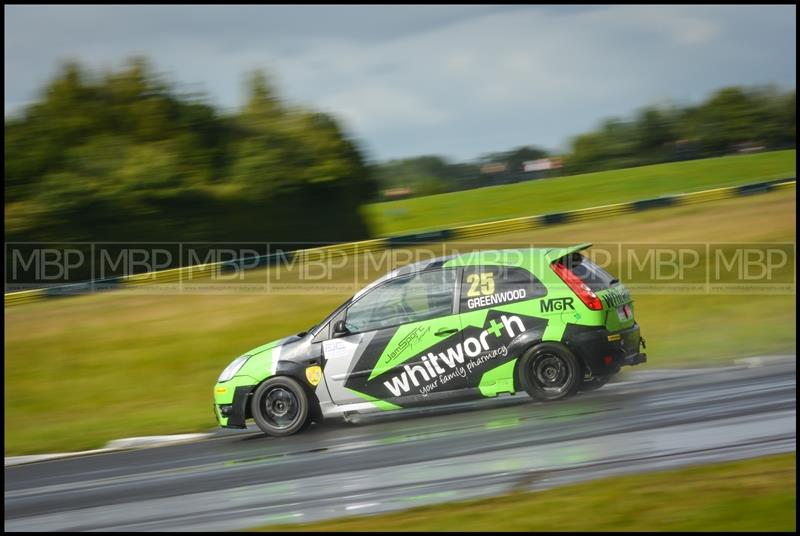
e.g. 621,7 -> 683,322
5,177 -> 795,308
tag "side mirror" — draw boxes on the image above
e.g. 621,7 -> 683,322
333,320 -> 350,337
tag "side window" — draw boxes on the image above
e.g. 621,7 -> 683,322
345,269 -> 457,333
460,265 -> 546,312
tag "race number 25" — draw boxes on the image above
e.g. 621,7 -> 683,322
466,272 -> 495,297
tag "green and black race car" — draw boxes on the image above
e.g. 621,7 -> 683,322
213,243 -> 647,436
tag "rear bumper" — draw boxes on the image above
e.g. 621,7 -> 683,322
563,322 -> 646,376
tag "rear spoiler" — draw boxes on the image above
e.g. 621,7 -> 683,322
544,242 -> 593,263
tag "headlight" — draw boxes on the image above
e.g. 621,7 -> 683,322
217,354 -> 251,383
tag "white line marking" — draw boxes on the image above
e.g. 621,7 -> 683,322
5,433 -> 214,467
345,502 -> 379,511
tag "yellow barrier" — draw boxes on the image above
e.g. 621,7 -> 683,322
4,288 -> 46,307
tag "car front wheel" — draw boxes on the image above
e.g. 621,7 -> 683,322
518,342 -> 582,401
251,376 -> 310,436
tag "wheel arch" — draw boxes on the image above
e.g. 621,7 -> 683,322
507,326 -> 548,392
252,360 -> 324,422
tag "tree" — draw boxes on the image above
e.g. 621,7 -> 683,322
635,107 -> 676,162
692,87 -> 761,154
5,59 -> 376,253
563,85 -> 794,174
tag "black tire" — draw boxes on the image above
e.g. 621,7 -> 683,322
251,376 -> 310,437
579,373 -> 615,392
518,342 -> 582,401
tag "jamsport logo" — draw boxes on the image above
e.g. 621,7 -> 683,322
382,315 -> 525,396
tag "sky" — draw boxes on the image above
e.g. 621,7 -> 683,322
4,5 -> 796,162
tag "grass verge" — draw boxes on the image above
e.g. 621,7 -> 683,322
254,453 -> 797,532
363,149 -> 796,236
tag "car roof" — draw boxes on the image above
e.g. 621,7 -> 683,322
444,243 -> 593,266
352,244 -> 591,300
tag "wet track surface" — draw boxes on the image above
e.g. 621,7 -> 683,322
4,358 -> 796,531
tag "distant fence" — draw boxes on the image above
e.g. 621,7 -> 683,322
5,177 -> 795,308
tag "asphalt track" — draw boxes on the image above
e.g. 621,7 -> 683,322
4,358 -> 796,532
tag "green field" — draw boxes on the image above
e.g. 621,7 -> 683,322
364,150 -> 796,236
4,187 -> 796,455
256,453 -> 796,532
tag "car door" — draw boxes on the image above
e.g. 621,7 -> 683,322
452,264 -> 549,394
321,268 -> 462,407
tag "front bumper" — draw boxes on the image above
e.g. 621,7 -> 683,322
213,377 -> 257,429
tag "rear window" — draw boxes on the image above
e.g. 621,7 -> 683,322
459,265 -> 547,312
560,252 -> 618,292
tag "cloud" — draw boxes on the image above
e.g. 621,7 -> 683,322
4,5 -> 795,160
319,86 -> 449,132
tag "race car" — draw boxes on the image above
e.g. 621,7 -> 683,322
212,243 -> 647,436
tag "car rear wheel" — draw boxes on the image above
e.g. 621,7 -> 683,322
251,376 -> 310,436
518,343 -> 582,401
579,373 -> 615,392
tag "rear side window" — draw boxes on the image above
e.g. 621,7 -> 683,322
561,253 -> 618,292
460,265 -> 547,312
